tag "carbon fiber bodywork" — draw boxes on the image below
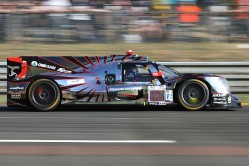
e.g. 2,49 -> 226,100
7,55 -> 241,109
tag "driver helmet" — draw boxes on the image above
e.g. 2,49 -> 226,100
127,65 -> 138,77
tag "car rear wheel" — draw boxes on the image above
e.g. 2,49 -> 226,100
177,79 -> 209,111
28,79 -> 61,111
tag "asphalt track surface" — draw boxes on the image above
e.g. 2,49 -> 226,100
0,106 -> 248,166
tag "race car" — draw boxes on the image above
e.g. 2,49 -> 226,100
7,51 -> 241,111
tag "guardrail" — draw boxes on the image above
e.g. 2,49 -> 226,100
159,62 -> 249,94
0,61 -> 248,94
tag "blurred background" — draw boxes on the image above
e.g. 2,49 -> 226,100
0,0 -> 248,62
0,1 -> 248,165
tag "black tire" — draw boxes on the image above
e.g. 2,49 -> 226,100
177,79 -> 209,111
28,79 -> 61,111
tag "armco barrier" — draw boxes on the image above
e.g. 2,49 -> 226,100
0,61 -> 248,94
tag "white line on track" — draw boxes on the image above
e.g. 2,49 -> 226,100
0,140 -> 177,143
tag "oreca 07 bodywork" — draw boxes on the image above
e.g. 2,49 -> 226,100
7,54 -> 241,111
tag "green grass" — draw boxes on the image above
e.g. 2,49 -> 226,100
0,95 -> 6,106
237,94 -> 249,104
0,94 -> 248,107
0,42 -> 248,62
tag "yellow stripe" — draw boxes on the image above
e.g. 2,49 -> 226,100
241,103 -> 249,106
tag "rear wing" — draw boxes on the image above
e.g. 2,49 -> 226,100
7,57 -> 28,80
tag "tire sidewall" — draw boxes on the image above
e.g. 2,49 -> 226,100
177,79 -> 209,111
28,79 -> 61,111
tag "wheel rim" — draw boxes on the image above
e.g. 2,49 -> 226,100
31,82 -> 57,107
181,82 -> 208,108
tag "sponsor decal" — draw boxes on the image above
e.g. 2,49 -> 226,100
166,93 -> 173,101
31,61 -> 38,67
67,79 -> 85,85
8,69 -> 17,77
11,93 -> 21,99
10,87 -> 24,90
110,87 -> 142,91
213,101 -> 227,104
152,72 -> 163,77
148,102 -> 167,105
31,61 -> 56,70
148,102 -> 158,105
148,85 -> 173,102
148,85 -> 166,90
57,68 -> 71,73
7,65 -> 19,78
158,102 -> 167,105
150,90 -> 165,102
212,93 -> 226,97
214,98 -> 226,101
126,81 -> 151,84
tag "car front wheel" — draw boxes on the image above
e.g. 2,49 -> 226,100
177,79 -> 209,111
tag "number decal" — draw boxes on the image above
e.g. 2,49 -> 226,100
150,90 -> 165,101
166,93 -> 173,101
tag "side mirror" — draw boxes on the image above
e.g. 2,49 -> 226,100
152,71 -> 163,77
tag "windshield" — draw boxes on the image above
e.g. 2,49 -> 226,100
157,64 -> 181,79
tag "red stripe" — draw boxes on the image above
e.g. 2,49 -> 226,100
38,57 -> 74,72
104,56 -> 107,64
17,61 -> 27,78
95,92 -> 100,102
71,56 -> 88,69
95,56 -> 100,65
7,57 -> 22,63
61,57 -> 79,67
84,56 -> 94,66
111,55 -> 117,62
61,57 -> 87,70
123,94 -> 138,98
77,86 -> 91,94
122,55 -> 129,61
52,76 -> 85,80
78,88 -> 94,100
87,89 -> 96,102
60,83 -> 87,90
102,93 -> 105,102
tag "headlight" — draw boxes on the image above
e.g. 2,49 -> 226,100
205,77 -> 230,93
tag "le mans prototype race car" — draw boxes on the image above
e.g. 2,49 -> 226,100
7,51 -> 241,111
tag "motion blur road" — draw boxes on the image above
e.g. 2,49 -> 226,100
0,106 -> 248,166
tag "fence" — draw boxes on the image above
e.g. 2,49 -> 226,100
0,5 -> 249,43
0,61 -> 248,94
